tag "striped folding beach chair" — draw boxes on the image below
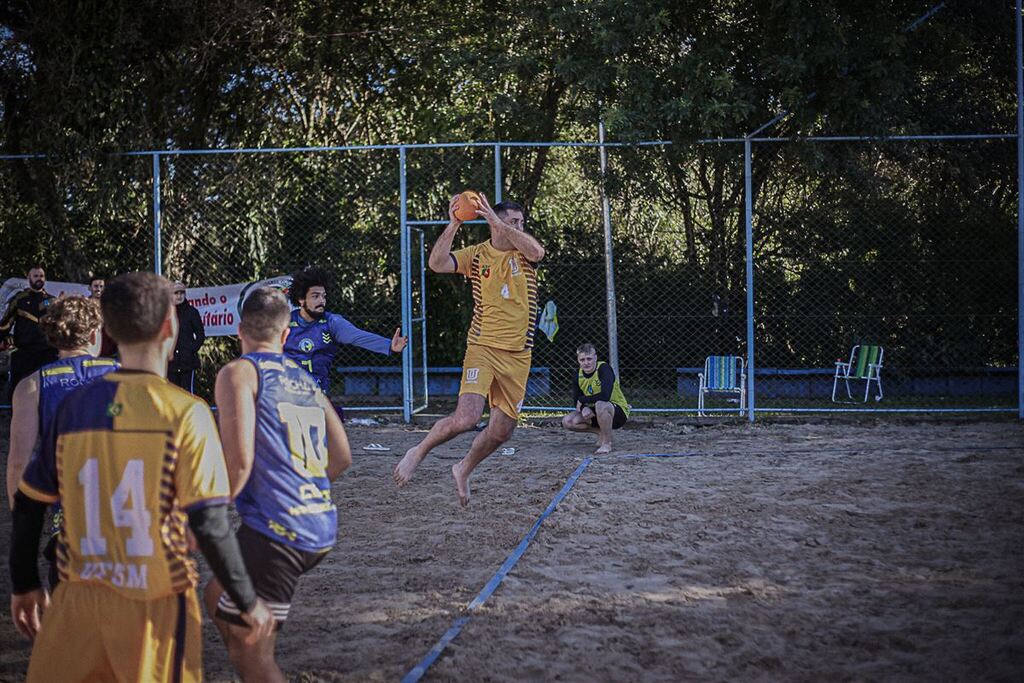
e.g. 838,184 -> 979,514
832,344 -> 884,403
698,355 -> 746,417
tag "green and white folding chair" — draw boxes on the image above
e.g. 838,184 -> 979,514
832,344 -> 884,402
698,355 -> 746,417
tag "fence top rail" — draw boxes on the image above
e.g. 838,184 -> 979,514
0,132 -> 1013,160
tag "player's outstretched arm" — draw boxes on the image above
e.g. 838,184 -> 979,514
214,360 -> 259,498
6,375 -> 39,508
318,392 -> 352,481
328,314 -> 395,356
427,195 -> 463,273
475,193 -> 545,262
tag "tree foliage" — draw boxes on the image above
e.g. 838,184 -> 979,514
0,1 -> 1015,391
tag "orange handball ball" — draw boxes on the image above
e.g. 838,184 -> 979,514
454,190 -> 481,222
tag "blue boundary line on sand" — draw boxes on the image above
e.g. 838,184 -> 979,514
400,457 -> 594,683
619,452 -> 703,459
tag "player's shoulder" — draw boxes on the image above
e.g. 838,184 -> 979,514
12,369 -> 40,400
9,289 -> 32,305
218,356 -> 255,382
148,376 -> 214,419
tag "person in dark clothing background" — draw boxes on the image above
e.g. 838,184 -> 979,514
89,275 -> 118,358
0,265 -> 57,402
167,280 -> 206,392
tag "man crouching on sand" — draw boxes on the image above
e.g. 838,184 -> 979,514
561,343 -> 630,453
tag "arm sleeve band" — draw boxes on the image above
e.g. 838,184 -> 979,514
9,491 -> 47,594
187,505 -> 258,613
572,379 -> 584,405
591,364 -> 617,403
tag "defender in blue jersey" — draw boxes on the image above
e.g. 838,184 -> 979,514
207,286 -> 352,682
6,297 -> 118,587
283,266 -> 407,394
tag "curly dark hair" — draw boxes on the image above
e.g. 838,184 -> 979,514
288,266 -> 332,305
40,296 -> 102,351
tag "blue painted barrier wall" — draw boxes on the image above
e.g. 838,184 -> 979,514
675,367 -> 1018,398
337,366 -> 551,397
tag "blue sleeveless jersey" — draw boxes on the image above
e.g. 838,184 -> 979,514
235,352 -> 337,552
37,355 -> 119,533
38,356 -> 120,435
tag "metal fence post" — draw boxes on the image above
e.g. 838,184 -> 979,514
152,153 -> 162,275
494,144 -> 503,203
744,139 -> 756,422
598,119 -> 620,374
1017,0 -> 1023,419
399,146 -> 413,423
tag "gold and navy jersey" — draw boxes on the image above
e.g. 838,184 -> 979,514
0,288 -> 55,351
577,361 -> 630,416
452,240 -> 539,352
19,371 -> 230,601
235,352 -> 337,552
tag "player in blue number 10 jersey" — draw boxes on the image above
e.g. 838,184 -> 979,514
207,286 -> 353,682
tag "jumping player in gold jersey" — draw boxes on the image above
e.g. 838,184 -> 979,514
393,193 -> 545,505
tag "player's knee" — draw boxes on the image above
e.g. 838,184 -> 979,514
561,414 -> 576,429
596,401 -> 614,416
226,628 -> 275,670
451,401 -> 484,432
490,421 -> 515,443
450,412 -> 478,433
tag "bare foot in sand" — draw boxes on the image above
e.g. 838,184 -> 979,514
393,446 -> 424,486
452,461 -> 471,506
595,442 -> 612,454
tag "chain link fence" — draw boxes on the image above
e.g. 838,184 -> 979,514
752,138 -> 1016,410
0,155 -> 153,280
156,149 -> 410,406
1,137 -> 1018,415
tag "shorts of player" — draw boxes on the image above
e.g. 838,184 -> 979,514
459,344 -> 532,419
215,524 -> 329,629
588,403 -> 628,429
25,581 -> 202,683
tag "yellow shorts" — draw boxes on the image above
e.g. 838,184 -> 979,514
27,581 -> 203,683
459,344 -> 532,419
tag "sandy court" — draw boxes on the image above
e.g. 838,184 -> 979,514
1,417 -> 1023,682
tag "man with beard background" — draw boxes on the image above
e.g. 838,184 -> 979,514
1,265 -> 57,402
283,267 -> 407,403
